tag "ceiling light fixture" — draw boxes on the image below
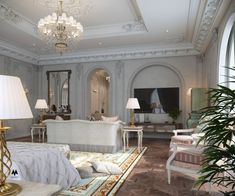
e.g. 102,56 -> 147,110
37,0 -> 84,54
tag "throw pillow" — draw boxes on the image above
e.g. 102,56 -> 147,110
101,116 -> 119,122
55,115 -> 64,120
77,166 -> 107,179
91,161 -> 123,175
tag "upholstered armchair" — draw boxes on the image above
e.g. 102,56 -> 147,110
170,126 -> 206,147
170,128 -> 196,147
166,143 -> 204,184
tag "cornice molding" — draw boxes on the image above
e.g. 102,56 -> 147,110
0,0 -> 226,65
0,40 -> 200,65
0,40 -> 38,64
193,0 -> 222,51
37,46 -> 199,65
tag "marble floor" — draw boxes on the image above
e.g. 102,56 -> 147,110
10,136 -> 221,196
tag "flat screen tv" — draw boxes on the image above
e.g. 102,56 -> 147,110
134,88 -> 179,113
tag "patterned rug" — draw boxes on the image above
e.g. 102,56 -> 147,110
59,147 -> 147,196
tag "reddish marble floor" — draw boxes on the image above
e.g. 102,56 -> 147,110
117,139 -> 221,196
10,136 -> 221,196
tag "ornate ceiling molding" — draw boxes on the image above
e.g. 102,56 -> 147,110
122,19 -> 147,32
0,0 -> 228,65
0,37 -> 199,65
0,2 -> 147,41
0,3 -> 22,23
37,47 -> 199,65
83,20 -> 147,39
193,0 -> 222,51
0,40 -> 38,64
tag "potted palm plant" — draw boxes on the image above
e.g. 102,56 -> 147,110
195,68 -> 235,195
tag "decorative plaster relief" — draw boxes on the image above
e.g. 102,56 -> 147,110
76,63 -> 84,80
0,3 -> 21,23
193,0 -> 221,51
38,48 -> 199,65
122,19 -> 147,32
115,60 -> 124,78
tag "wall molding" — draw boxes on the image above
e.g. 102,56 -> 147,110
0,40 -> 38,64
0,41 -> 199,65
193,0 -> 223,52
0,0 -> 228,65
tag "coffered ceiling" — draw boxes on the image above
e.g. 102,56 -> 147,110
0,0 -> 230,65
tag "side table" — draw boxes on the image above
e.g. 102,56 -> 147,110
31,124 -> 46,142
122,126 -> 143,153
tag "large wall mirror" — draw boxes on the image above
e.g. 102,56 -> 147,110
46,70 -> 72,113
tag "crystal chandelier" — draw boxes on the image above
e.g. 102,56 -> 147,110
37,0 -> 83,54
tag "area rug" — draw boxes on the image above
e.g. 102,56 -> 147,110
59,147 -> 147,196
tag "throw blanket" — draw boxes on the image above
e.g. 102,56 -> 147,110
7,143 -> 81,189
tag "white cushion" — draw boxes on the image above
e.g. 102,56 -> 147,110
91,161 -> 123,175
101,116 -> 119,122
55,115 -> 64,120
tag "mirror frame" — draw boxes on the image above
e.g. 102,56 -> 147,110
46,70 -> 72,114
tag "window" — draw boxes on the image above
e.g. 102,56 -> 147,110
226,23 -> 235,89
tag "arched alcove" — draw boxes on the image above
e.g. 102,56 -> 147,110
127,63 -> 185,124
86,68 -> 111,117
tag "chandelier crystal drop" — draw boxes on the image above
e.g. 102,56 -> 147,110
37,0 -> 83,53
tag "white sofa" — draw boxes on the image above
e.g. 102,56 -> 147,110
44,119 -> 123,153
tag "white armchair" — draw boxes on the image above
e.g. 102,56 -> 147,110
166,143 -> 204,184
170,128 -> 195,147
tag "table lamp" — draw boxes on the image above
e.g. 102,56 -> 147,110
0,75 -> 33,195
126,98 -> 140,127
35,99 -> 48,124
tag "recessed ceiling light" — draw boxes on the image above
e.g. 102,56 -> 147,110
166,29 -> 169,33
98,42 -> 102,46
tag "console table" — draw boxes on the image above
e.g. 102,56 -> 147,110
135,123 -> 182,133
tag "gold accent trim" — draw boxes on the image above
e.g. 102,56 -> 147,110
0,121 -> 22,195
0,183 -> 22,196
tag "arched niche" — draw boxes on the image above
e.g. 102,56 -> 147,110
87,68 -> 111,116
128,64 -> 185,123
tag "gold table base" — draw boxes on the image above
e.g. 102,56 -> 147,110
0,182 -> 22,196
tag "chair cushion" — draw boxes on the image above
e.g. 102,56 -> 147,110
171,135 -> 194,145
172,160 -> 201,170
169,147 -> 204,165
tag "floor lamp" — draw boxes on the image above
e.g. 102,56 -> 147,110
126,98 -> 140,127
0,75 -> 33,195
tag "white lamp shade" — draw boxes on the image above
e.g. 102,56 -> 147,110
126,98 -> 140,109
0,75 -> 33,120
35,99 -> 48,109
